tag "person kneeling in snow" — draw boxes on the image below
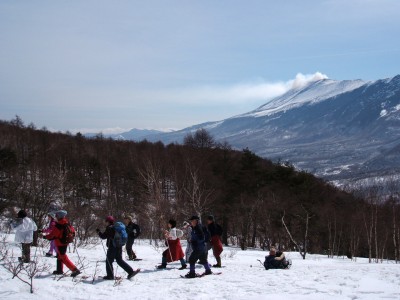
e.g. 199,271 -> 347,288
263,246 -> 291,270
43,210 -> 81,277
157,219 -> 187,270
97,216 -> 138,280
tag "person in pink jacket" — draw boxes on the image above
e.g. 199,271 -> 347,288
44,212 -> 57,257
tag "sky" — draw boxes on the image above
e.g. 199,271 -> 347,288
0,0 -> 399,133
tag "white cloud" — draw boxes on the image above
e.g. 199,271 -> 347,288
163,72 -> 329,105
289,72 -> 328,89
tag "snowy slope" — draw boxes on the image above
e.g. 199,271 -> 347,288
240,79 -> 366,118
1,234 -> 399,300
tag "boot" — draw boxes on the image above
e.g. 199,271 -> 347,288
70,269 -> 81,277
55,259 -> 63,274
213,257 -> 222,268
157,264 -> 167,269
103,275 -> 114,280
184,271 -> 196,278
53,270 -> 63,275
204,269 -> 212,275
178,264 -> 187,270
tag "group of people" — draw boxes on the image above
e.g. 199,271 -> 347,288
9,208 -> 288,280
156,215 -> 224,278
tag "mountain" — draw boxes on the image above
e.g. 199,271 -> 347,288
85,128 -> 167,140
145,74 -> 400,184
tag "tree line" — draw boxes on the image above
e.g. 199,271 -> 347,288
0,117 -> 399,262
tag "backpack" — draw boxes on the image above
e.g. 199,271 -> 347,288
59,223 -> 75,244
215,224 -> 223,236
113,222 -> 128,247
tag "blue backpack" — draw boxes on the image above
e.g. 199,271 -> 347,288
113,222 -> 128,247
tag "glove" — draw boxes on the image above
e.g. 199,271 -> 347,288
96,228 -> 100,233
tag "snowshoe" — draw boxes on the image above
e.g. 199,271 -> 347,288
184,272 -> 197,278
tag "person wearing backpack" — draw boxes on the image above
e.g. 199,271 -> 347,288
123,216 -> 141,260
43,210 -> 81,277
184,216 -> 212,278
207,215 -> 224,268
97,216 -> 139,280
10,209 -> 37,263
157,219 -> 187,270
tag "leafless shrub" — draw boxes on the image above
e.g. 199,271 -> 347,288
0,234 -> 10,261
2,248 -> 51,294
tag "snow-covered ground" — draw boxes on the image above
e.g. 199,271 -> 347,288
0,235 -> 399,300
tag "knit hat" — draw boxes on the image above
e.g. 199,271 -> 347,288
207,215 -> 215,221
17,210 -> 27,219
105,216 -> 115,224
55,210 -> 67,219
48,211 -> 56,218
188,215 -> 200,221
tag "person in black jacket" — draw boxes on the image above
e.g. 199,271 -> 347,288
207,215 -> 224,267
97,216 -> 138,280
264,246 -> 290,270
184,216 -> 212,278
123,216 -> 141,260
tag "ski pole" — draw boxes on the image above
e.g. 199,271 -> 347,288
100,238 -> 115,278
257,259 -> 264,267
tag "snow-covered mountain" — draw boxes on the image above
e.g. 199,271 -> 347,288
146,74 -> 400,184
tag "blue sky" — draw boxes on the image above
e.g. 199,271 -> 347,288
0,0 -> 399,133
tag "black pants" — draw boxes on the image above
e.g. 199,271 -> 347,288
106,245 -> 133,277
188,249 -> 208,265
126,238 -> 136,259
21,243 -> 31,262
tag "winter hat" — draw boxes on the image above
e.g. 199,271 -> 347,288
188,215 -> 200,221
168,219 -> 177,228
105,216 -> 115,224
48,211 -> 56,218
207,215 -> 215,221
17,210 -> 27,219
123,215 -> 133,221
55,210 -> 67,219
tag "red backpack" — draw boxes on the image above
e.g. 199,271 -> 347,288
59,223 -> 75,244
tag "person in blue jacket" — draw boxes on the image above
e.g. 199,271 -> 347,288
184,215 -> 212,278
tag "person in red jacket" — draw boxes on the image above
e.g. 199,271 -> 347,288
43,210 -> 81,277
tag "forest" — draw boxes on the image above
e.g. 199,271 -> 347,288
0,117 -> 399,263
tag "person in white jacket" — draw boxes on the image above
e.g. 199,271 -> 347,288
10,210 -> 38,263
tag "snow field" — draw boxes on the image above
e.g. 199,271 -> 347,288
0,235 -> 399,300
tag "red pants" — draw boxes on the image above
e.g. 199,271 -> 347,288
211,236 -> 223,258
56,245 -> 77,272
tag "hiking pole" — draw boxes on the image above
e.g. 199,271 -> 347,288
100,238 -> 116,279
257,259 -> 264,267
